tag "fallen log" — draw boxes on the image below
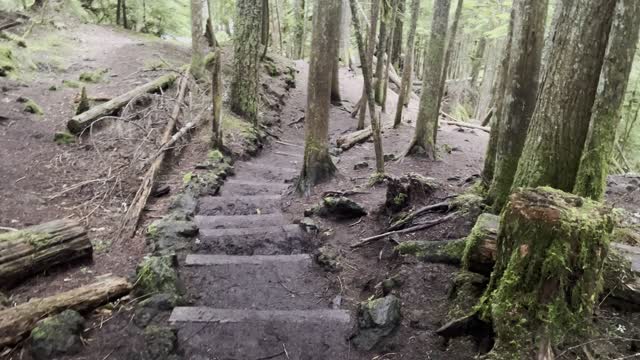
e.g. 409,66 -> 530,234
440,111 -> 490,133
119,69 -> 189,239
0,276 -> 132,347
397,212 -> 640,307
0,219 -> 92,289
67,72 -> 178,134
337,126 -> 373,150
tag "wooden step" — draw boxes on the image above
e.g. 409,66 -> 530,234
220,179 -> 290,196
197,195 -> 282,216
192,225 -> 308,256
195,213 -> 289,229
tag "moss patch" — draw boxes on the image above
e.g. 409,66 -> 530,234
135,255 -> 181,300
63,79 -> 81,88
54,131 -> 76,145
79,68 -> 108,83
0,45 -> 16,77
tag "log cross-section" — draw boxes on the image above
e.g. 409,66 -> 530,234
0,219 -> 93,289
67,73 -> 178,134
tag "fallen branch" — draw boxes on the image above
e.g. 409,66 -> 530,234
0,21 -> 21,32
440,111 -> 490,133
351,212 -> 458,248
387,201 -> 451,231
0,276 -> 132,347
119,69 -> 189,239
67,72 -> 178,134
480,107 -> 494,127
288,115 -> 305,126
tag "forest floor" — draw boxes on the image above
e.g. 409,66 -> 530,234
3,6 -> 640,360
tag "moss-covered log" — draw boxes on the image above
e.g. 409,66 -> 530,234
0,220 -> 92,289
0,276 -> 131,347
479,188 -> 614,359
67,73 -> 177,134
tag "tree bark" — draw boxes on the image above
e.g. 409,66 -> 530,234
469,37 -> 486,88
438,0 -> 464,119
356,0 -> 381,130
512,0 -> 617,192
0,220 -> 92,289
297,0 -> 342,193
293,0 -> 306,59
487,0 -> 548,211
373,3 -> 389,104
574,0 -> 640,201
393,0 -> 419,128
381,0 -> 399,113
261,0 -> 270,47
122,0 -> 128,29
67,73 -> 177,134
331,2 -> 344,103
350,0 -> 385,174
210,51 -> 223,150
405,0 -> 451,159
391,0 -> 405,69
190,0 -> 207,79
230,0 -> 262,125
0,276 -> 132,347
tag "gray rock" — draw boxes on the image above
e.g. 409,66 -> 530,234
352,295 -> 401,350
147,218 -> 198,255
135,255 -> 182,302
315,196 -> 367,220
30,310 -> 85,360
314,246 -> 342,272
143,325 -> 178,360
134,293 -> 179,328
353,161 -> 369,170
299,217 -> 318,234
383,153 -> 396,162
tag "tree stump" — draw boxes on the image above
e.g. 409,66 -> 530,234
0,220 -> 92,289
480,188 -> 614,359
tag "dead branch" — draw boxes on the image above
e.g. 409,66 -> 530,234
387,201 -> 451,231
440,111 -> 490,133
351,212 -> 458,248
118,69 -> 190,239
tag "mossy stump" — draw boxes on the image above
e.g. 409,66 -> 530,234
480,187 -> 614,359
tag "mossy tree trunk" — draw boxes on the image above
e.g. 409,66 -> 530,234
297,0 -> 342,193
357,0 -> 381,130
230,0 -> 262,125
481,30 -> 512,188
469,37 -> 486,88
487,0 -> 548,211
405,0 -> 451,159
391,0 -> 405,69
331,2 -> 344,103
479,188 -> 614,359
190,0 -> 207,79
393,0 -> 420,128
512,0 -> 617,193
438,0 -> 464,110
574,0 -> 640,201
211,49 -> 223,149
350,0 -> 385,174
373,2 -> 389,105
381,0 -> 399,113
293,0 -> 306,59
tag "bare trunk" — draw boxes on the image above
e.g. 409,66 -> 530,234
393,0 -> 419,127
211,50 -> 223,148
356,0 -> 381,130
190,0 -> 207,79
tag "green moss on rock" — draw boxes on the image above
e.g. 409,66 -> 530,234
54,131 -> 75,145
30,310 -> 85,360
135,255 -> 181,300
24,99 -> 44,115
79,68 -> 108,83
0,45 -> 16,77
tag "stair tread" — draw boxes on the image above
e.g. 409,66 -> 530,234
195,213 -> 289,229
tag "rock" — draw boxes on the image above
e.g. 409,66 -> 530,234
146,219 -> 198,255
143,325 -> 178,360
54,131 -> 75,145
29,310 -> 85,360
407,310 -> 430,330
314,246 -> 342,272
384,153 -> 396,162
152,184 -> 171,197
626,185 -> 637,193
447,271 -> 488,321
314,196 -> 367,220
375,275 -> 404,296
354,161 -> 369,170
134,293 -> 178,328
352,295 -> 402,350
299,217 -> 318,234
135,255 -> 182,302
23,99 -> 44,115
0,292 -> 9,309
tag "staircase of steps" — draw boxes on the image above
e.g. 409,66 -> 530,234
170,143 -> 355,359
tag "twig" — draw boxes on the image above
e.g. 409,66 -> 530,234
282,344 -> 290,359
0,226 -> 17,232
440,111 -> 490,133
288,115 -> 305,126
351,213 -> 458,248
255,351 -> 285,360
349,219 -> 363,227
387,201 -> 451,231
322,190 -> 370,197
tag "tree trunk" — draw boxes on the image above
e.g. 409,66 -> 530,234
512,0 -> 617,192
350,0 -> 385,174
211,49 -> 223,149
393,0 -> 419,128
67,73 -> 177,134
373,3 -> 389,104
261,0 -> 270,46
122,0 -> 128,29
331,2 -> 344,103
381,0 -> 399,113
230,0 -> 262,125
293,0 -> 306,59
469,37 -> 486,88
204,0 -> 217,47
297,0 -> 342,193
356,0 -> 381,130
116,0 -> 122,25
391,0 -> 405,69
487,0 -> 548,211
481,34 -> 512,188
405,0 -> 451,159
0,277 -> 132,347
0,220 -> 92,289
574,0 -> 640,201
478,188 -> 614,359
438,0 -> 464,115
190,0 -> 207,79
